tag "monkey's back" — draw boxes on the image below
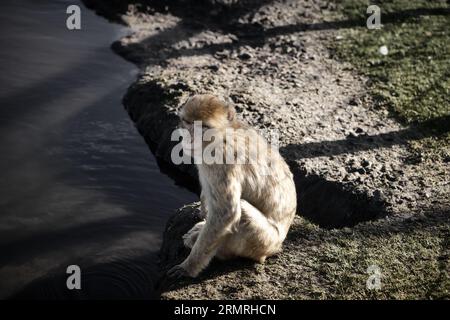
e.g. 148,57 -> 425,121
236,129 -> 297,233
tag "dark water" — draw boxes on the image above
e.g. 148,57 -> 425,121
0,0 -> 196,299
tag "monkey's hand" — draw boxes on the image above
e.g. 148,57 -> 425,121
167,261 -> 198,279
167,264 -> 189,279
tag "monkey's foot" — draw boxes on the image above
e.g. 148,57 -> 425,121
182,220 -> 205,249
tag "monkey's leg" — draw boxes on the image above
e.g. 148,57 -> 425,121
167,173 -> 245,278
182,220 -> 206,249
217,200 -> 282,263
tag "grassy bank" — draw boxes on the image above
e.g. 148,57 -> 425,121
330,0 -> 449,160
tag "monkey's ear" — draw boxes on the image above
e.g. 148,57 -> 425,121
226,103 -> 236,121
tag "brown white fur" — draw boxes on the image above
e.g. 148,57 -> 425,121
168,94 -> 297,278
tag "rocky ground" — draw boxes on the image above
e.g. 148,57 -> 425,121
84,0 -> 449,299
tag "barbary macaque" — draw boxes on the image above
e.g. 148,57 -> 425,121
168,94 -> 297,278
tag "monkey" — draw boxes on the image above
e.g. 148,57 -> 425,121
167,94 -> 297,278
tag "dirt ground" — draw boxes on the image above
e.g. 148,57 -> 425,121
84,0 -> 449,299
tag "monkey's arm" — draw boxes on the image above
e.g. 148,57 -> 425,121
169,177 -> 241,278
200,191 -> 208,218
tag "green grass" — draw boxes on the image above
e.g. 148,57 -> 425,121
330,0 -> 450,160
317,225 -> 449,299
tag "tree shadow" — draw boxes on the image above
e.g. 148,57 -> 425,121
99,1 -> 450,65
264,7 -> 450,34
82,0 -> 276,25
280,115 -> 450,160
165,5 -> 450,60
278,115 -> 449,227
84,0 -> 276,64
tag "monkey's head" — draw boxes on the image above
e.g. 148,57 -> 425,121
178,94 -> 236,133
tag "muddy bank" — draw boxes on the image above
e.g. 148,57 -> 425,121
90,0 -> 449,298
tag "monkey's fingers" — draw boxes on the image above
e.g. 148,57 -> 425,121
167,264 -> 189,279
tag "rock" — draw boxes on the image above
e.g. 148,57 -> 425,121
207,64 -> 220,71
238,52 -> 252,60
355,127 -> 364,134
349,98 -> 358,106
361,159 -> 371,167
159,203 -> 204,273
379,45 -> 389,56
357,167 -> 366,175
